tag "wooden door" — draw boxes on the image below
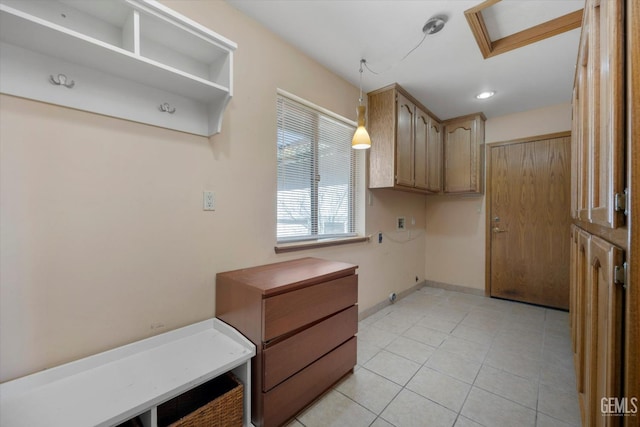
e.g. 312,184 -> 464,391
488,134 -> 571,309
426,116 -> 443,193
395,93 -> 414,187
414,107 -> 429,190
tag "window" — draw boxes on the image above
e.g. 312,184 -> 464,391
277,92 -> 360,243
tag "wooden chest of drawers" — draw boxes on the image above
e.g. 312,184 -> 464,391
216,257 -> 358,427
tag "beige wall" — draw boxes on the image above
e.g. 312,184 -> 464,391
424,102 -> 572,290
0,1 -> 427,382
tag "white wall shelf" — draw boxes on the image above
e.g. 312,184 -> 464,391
0,318 -> 255,427
0,0 -> 237,136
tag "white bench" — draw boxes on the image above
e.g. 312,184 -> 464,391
0,318 -> 255,427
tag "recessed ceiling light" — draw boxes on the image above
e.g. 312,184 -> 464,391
476,91 -> 495,99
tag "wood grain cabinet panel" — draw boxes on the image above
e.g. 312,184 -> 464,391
413,107 -> 429,190
216,257 -> 358,427
591,236 -> 624,427
262,338 -> 356,427
573,0 -> 625,228
263,274 -> 357,342
443,113 -> 486,194
426,117 -> 443,193
396,93 -> 415,187
262,306 -> 357,391
367,83 -> 482,195
570,1 -> 636,425
367,83 -> 442,194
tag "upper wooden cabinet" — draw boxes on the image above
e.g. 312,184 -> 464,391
367,83 -> 484,195
368,83 -> 442,194
571,0 -> 625,229
443,113 -> 486,194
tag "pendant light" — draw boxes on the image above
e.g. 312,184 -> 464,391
352,59 -> 371,150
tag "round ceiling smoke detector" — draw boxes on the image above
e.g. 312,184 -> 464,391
423,15 -> 447,35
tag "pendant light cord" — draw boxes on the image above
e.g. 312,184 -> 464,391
362,14 -> 446,75
358,59 -> 365,105
363,30 -> 428,75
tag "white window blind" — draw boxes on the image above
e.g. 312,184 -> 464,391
277,93 -> 359,242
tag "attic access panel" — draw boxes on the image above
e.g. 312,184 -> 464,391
464,0 -> 583,59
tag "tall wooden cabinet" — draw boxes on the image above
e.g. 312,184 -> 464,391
443,113 -> 486,194
571,226 -> 625,426
368,83 -> 443,194
570,0 -> 638,425
216,257 -> 358,427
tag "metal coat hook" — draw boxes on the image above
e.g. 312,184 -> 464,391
49,74 -> 75,88
159,103 -> 176,114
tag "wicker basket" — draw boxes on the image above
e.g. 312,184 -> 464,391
157,372 -> 243,427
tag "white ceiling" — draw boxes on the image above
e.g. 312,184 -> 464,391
225,0 -> 583,120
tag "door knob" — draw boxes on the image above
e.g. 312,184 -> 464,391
492,227 -> 507,233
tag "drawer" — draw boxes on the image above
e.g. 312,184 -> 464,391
262,337 -> 356,427
262,305 -> 357,391
263,274 -> 357,342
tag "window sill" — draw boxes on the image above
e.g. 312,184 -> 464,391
274,236 -> 370,254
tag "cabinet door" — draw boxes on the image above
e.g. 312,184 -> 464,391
584,234 -> 624,426
395,93 -> 414,187
444,116 -> 482,194
574,0 -> 625,228
590,0 -> 625,228
426,116 -> 443,193
414,108 -> 429,190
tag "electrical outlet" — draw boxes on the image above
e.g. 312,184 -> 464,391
397,217 -> 406,230
203,191 -> 215,211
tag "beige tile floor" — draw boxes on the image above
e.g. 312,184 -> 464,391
285,286 -> 581,427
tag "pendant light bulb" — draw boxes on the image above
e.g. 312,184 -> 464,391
352,59 -> 371,150
352,105 -> 371,149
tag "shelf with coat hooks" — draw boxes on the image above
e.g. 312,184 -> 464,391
0,0 -> 237,136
